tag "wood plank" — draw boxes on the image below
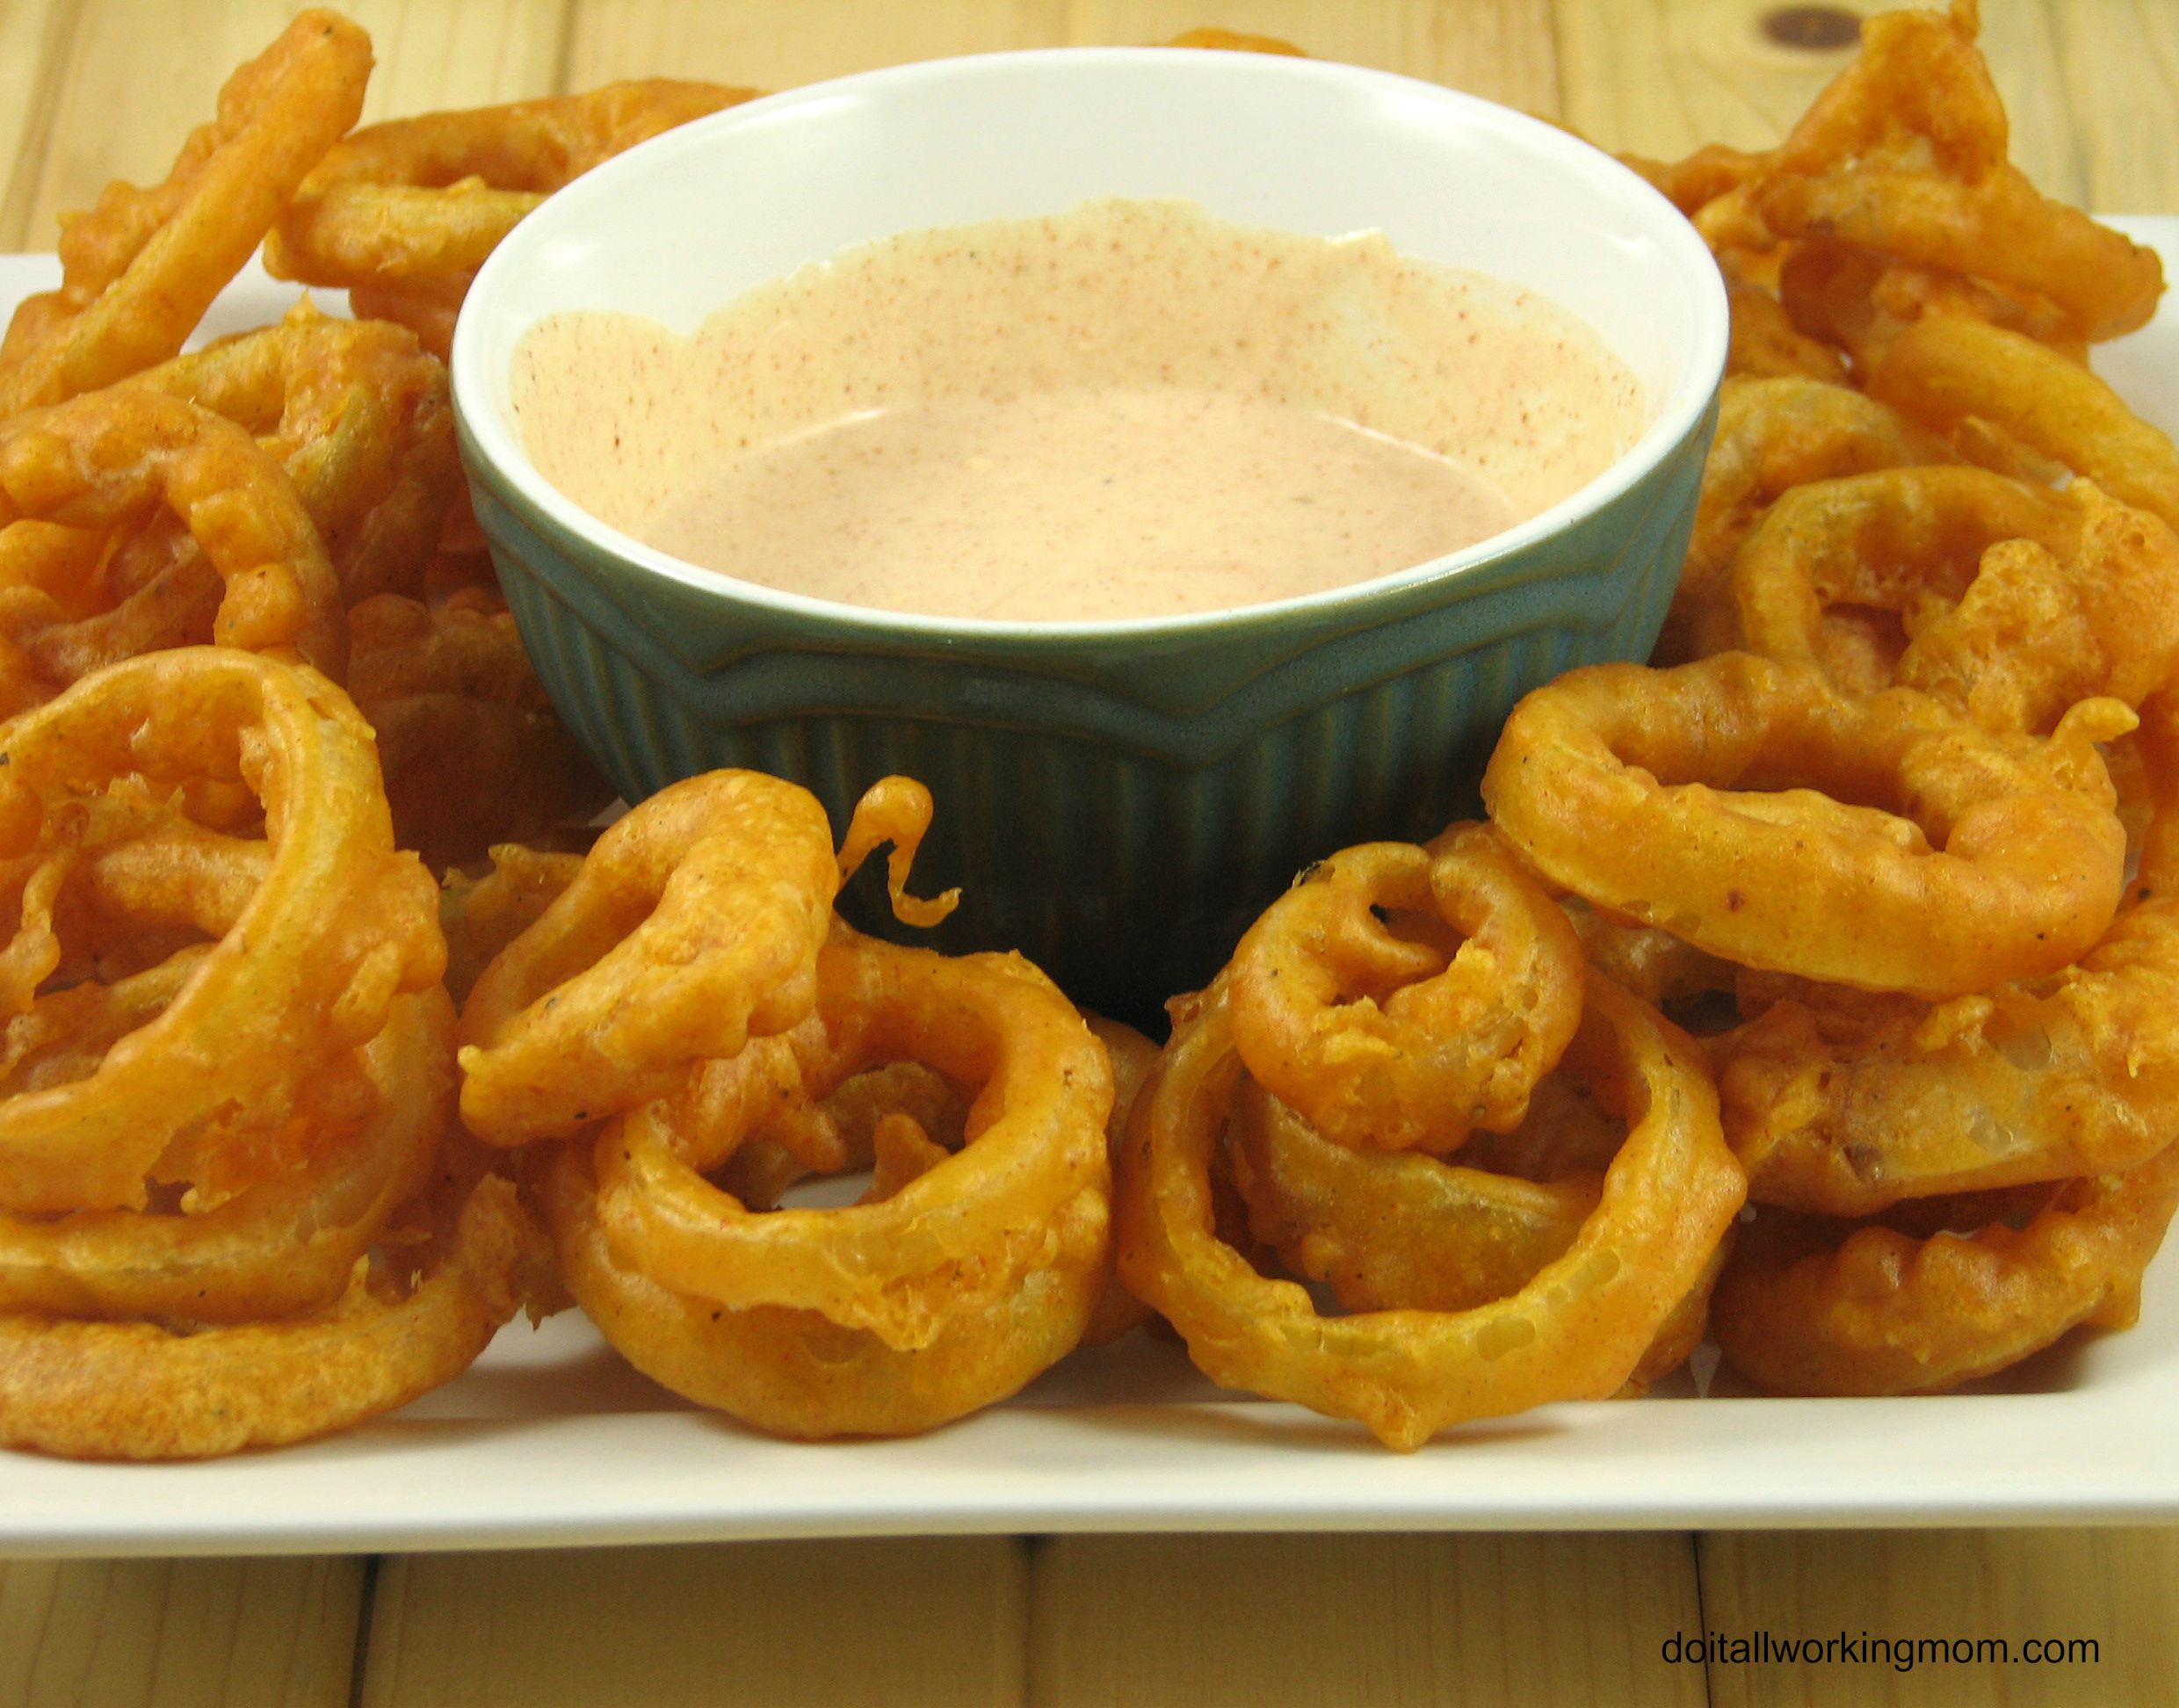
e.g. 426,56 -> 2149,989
0,1555 -> 366,1708
0,0 -> 79,250
9,0 -> 567,252
1700,1529 -> 2179,1706
358,1538 -> 1028,1708
563,0 -> 1067,95
1027,1532 -> 1708,1707
2047,0 -> 2179,214
1067,0 -> 1560,113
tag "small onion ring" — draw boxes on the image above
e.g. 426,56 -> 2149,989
127,304 -> 460,604
266,81 -> 760,293
0,391 -> 348,703
1699,465 -> 2080,695
456,771 -> 848,1146
1226,826 -> 1583,1153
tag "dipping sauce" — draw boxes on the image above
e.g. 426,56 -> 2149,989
512,199 -> 1647,622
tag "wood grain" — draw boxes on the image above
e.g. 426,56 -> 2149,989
356,1538 -> 1028,1708
0,1556 -> 365,1708
1701,1530 -> 2179,1707
1026,1532 -> 1710,1706
1068,0 -> 1560,112
565,0 -> 1065,95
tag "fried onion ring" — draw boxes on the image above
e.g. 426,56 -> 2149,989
0,1171 -> 542,1461
127,304 -> 459,604
1698,464 -> 2081,693
1868,316 -> 2179,529
0,11 -> 371,415
1712,1142 -> 2179,1396
0,988 -> 448,1322
266,80 -> 760,294
1225,826 -> 1582,1152
545,1140 -> 1104,1441
0,650 -> 442,1212
593,926 -> 1111,1351
1716,692 -> 2179,1214
0,392 -> 347,707
1113,973 -> 1741,1450
1480,652 -> 2130,998
458,771 -> 952,1144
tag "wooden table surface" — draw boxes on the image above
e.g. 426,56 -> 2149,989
4,3 -> 2177,1704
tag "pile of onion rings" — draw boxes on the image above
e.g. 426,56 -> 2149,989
1480,0 -> 2179,1399
0,649 -> 544,1459
456,771 -> 1143,1439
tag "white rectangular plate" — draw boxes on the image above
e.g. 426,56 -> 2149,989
2,221 -> 2176,1556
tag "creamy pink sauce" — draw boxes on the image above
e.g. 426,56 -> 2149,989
512,199 -> 1647,623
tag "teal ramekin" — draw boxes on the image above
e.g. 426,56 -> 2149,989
451,49 -> 1728,1022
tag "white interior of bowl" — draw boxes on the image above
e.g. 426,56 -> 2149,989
453,48 -> 1728,636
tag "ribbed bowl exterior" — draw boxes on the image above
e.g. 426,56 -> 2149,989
465,400 -> 1712,1024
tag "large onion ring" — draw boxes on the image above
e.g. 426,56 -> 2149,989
593,925 -> 1112,1351
1480,652 -> 2130,998
0,988 -> 450,1322
1113,973 -> 1742,1450
0,1172 -> 541,1461
1868,316 -> 2179,529
0,650 -> 441,1212
1716,691 -> 2179,1213
544,1143 -> 1104,1441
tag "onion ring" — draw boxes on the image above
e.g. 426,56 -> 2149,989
127,304 -> 459,604
1113,973 -> 1742,1450
266,80 -> 760,294
1868,315 -> 2179,528
0,11 -> 371,415
592,925 -> 1111,1350
0,391 -> 347,706
1717,691 -> 2179,1213
1480,652 -> 2130,998
1698,464 -> 2081,693
0,650 -> 441,1212
544,1141 -> 1104,1441
0,1171 -> 541,1461
0,988 -> 449,1322
1712,1142 -> 2179,1396
1225,826 -> 1583,1153
457,771 -> 955,1145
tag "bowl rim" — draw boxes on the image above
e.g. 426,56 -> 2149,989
452,46 -> 1728,646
